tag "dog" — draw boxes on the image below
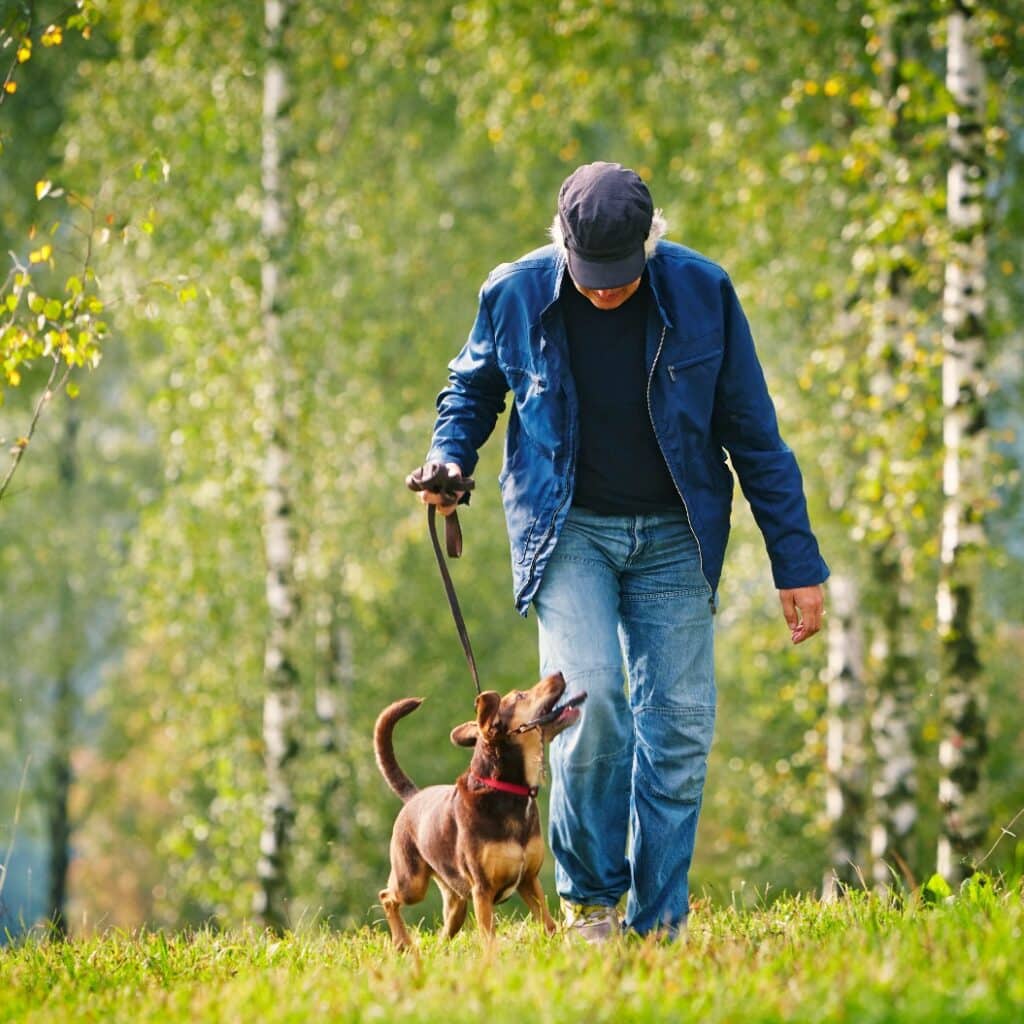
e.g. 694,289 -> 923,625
374,671 -> 585,948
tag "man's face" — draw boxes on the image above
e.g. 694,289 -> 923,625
571,276 -> 642,310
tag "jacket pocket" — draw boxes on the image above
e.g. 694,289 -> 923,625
666,348 -> 721,381
504,366 -> 564,457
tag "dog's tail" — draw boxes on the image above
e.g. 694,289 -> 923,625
374,698 -> 423,803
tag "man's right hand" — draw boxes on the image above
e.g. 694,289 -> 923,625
415,462 -> 465,516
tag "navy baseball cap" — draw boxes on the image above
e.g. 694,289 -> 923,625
557,162 -> 654,289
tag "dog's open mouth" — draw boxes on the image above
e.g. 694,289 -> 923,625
534,691 -> 587,728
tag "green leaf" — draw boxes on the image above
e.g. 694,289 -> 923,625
43,298 -> 63,320
923,873 -> 953,905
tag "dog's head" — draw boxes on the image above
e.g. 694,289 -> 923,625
450,672 -> 584,749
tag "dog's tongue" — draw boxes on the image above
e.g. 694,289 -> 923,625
550,691 -> 587,722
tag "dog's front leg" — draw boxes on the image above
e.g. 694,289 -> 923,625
471,885 -> 497,946
438,881 -> 469,939
518,874 -> 557,935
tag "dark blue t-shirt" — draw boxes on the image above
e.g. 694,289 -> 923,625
560,274 -> 681,515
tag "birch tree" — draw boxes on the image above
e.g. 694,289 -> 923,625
822,574 -> 867,898
936,0 -> 990,885
830,3 -> 938,890
865,260 -> 920,892
254,0 -> 302,932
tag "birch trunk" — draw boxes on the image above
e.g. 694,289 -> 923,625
862,256 -> 920,890
46,408 -> 79,937
868,538 -> 919,890
859,13 -> 921,892
254,0 -> 301,933
822,575 -> 867,899
937,2 -> 989,885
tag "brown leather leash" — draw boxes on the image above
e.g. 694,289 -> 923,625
406,462 -> 481,696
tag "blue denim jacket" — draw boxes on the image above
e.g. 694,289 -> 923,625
427,240 -> 829,615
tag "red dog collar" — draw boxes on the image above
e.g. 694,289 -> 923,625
470,773 -> 538,799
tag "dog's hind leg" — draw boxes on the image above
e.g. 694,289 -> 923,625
379,845 -> 431,950
517,873 -> 557,935
379,883 -> 414,950
437,881 -> 468,939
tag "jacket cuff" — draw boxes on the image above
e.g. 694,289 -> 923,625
771,557 -> 830,591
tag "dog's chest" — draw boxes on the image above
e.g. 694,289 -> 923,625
481,835 -> 546,901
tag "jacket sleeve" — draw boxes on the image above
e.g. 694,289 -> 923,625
426,286 -> 508,477
711,279 -> 829,590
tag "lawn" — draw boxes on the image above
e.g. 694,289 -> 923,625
2,882 -> 1021,1023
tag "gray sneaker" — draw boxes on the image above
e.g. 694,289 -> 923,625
561,900 -> 620,943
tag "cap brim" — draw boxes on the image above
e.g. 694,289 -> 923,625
567,247 -> 646,290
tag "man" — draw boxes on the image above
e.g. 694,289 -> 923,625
413,162 -> 828,941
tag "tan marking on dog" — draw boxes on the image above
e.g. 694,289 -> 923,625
480,839 -> 529,892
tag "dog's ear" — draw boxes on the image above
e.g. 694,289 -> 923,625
474,690 -> 503,737
450,721 -> 479,747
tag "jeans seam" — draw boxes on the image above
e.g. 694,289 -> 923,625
634,705 -> 715,716
621,587 -> 707,601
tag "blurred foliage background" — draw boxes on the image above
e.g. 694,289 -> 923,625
1,0 -> 1022,936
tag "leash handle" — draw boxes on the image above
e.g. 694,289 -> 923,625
406,461 -> 476,559
427,504 -> 482,695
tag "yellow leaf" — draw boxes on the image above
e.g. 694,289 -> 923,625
7,369 -> 21,387
17,40 -> 32,62
35,180 -> 52,200
3,81 -> 17,95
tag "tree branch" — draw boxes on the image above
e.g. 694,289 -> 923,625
0,356 -> 73,505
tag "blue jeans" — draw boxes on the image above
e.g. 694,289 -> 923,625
534,505 -> 716,937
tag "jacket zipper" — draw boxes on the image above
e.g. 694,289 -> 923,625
646,323 -> 716,615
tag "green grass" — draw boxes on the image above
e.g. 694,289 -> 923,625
2,886 -> 1022,1023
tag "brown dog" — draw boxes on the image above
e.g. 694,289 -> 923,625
374,672 -> 584,948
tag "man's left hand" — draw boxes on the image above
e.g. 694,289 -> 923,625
778,585 -> 825,645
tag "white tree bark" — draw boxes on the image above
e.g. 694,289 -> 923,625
254,0 -> 302,932
865,256 -> 920,891
822,575 -> 868,899
936,1 -> 989,885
